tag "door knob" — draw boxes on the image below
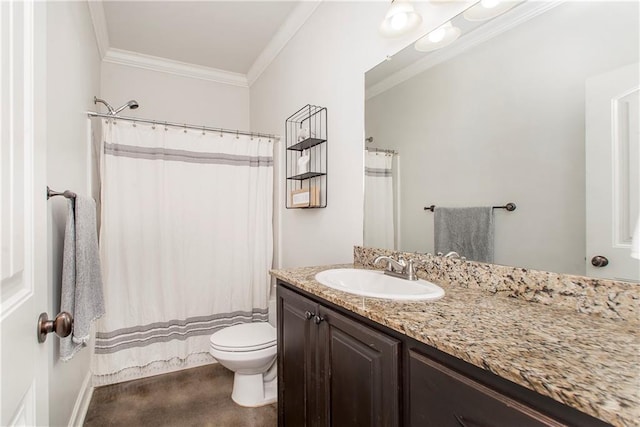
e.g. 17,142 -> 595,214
304,311 -> 315,320
591,255 -> 609,267
37,312 -> 73,343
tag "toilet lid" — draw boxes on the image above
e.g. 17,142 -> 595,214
210,322 -> 276,352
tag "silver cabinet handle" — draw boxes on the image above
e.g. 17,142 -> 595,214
37,312 -> 73,343
591,255 -> 609,267
455,414 -> 488,427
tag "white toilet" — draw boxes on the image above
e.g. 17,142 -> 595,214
209,322 -> 277,407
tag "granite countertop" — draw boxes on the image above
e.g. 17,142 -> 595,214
270,264 -> 640,427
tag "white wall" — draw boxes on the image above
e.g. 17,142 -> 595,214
101,62 -> 250,129
250,1 -> 469,269
365,2 -> 639,275
46,2 -> 101,425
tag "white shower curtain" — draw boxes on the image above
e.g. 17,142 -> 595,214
364,151 -> 395,249
93,120 -> 273,383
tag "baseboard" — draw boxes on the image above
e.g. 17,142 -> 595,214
68,371 -> 93,427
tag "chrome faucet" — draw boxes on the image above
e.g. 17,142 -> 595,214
373,255 -> 418,281
438,251 -> 466,261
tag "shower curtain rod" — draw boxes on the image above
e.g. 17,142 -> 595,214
87,111 -> 279,140
366,147 -> 398,154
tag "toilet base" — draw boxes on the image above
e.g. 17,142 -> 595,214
231,373 -> 277,407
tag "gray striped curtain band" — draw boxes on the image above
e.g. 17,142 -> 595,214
104,142 -> 273,167
365,167 -> 392,177
95,309 -> 269,354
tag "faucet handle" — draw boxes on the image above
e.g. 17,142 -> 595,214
406,259 -> 418,281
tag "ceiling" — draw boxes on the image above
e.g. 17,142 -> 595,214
101,1 -> 300,74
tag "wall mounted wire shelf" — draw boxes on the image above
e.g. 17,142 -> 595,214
285,105 -> 327,209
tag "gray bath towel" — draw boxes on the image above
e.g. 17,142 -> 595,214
434,207 -> 494,263
60,196 -> 105,361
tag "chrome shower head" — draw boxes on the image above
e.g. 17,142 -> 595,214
113,100 -> 139,115
94,96 -> 139,116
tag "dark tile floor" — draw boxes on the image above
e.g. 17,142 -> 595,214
84,363 -> 277,427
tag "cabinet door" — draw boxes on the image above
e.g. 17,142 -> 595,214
408,350 -> 565,427
277,285 -> 320,427
318,306 -> 401,427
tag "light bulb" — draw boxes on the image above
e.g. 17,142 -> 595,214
428,27 -> 446,43
464,0 -> 517,22
379,0 -> 422,38
414,21 -> 460,52
481,0 -> 500,8
390,12 -> 409,30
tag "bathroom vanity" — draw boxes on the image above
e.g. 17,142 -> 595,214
272,263 -> 638,427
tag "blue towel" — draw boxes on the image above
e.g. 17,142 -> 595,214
434,207 -> 494,263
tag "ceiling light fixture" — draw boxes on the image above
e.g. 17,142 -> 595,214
379,0 -> 423,38
414,21 -> 461,52
464,0 -> 519,22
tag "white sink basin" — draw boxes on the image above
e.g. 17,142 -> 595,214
314,268 -> 444,301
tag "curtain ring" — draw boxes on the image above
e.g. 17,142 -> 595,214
164,121 -> 168,131
220,129 -> 223,137
151,121 -> 156,130
202,126 -> 206,136
132,120 -> 136,127
236,130 -> 239,139
183,124 -> 187,134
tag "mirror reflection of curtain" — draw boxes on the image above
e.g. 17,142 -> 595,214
364,151 -> 395,249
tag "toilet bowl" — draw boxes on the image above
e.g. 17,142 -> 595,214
209,322 -> 277,407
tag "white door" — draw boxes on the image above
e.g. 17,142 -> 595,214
1,1 -> 49,425
586,62 -> 640,281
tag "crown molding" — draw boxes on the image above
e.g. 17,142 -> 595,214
366,1 -> 564,100
87,0 -> 109,59
247,0 -> 322,86
103,48 -> 249,88
88,0 -> 320,88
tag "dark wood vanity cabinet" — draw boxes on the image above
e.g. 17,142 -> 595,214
277,281 -> 611,427
277,284 -> 400,427
318,304 -> 401,426
278,284 -> 318,426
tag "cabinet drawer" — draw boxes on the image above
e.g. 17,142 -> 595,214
408,350 -> 565,427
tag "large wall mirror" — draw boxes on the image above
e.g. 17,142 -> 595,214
364,1 -> 639,282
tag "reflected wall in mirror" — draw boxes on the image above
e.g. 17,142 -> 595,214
364,1 -> 639,282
